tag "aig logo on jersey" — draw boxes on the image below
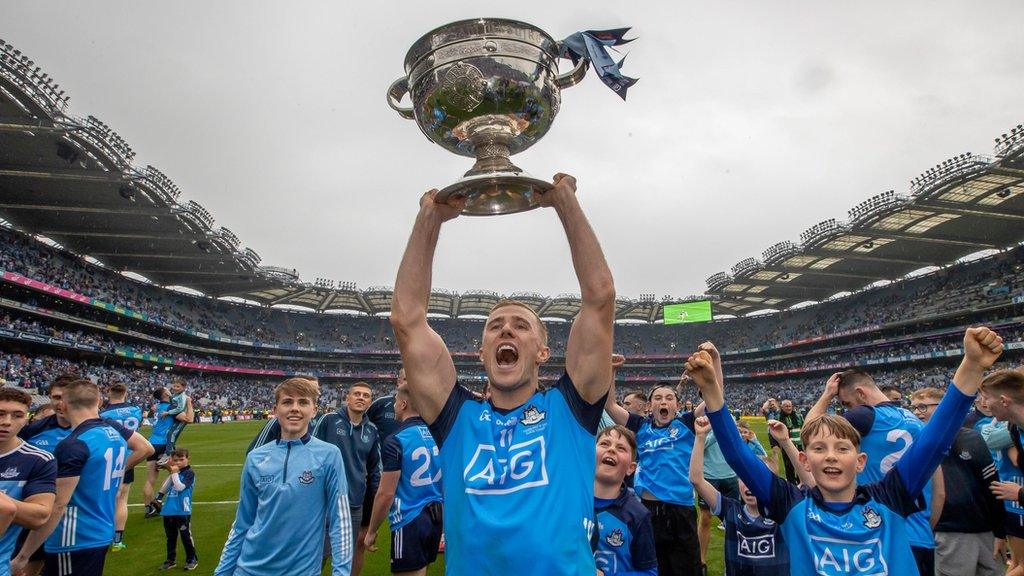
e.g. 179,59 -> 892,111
737,533 -> 775,560
463,436 -> 548,495
810,536 -> 888,576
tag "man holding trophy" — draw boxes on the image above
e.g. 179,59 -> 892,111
388,19 -> 632,574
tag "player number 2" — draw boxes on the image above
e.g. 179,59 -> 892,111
103,446 -> 127,491
880,429 -> 913,474
410,446 -> 441,487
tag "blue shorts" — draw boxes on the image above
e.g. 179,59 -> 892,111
45,546 -> 108,576
391,502 -> 443,573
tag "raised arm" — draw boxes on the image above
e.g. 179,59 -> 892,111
389,191 -> 464,424
604,377 -> 630,426
805,373 -> 841,422
690,417 -> 721,509
685,350 -> 775,503
895,327 -> 1003,497
547,174 -> 616,404
767,419 -> 815,487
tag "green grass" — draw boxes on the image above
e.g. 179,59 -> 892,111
104,419 -> 776,575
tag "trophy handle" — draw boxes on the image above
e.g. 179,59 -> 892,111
387,77 -> 416,120
554,43 -> 590,89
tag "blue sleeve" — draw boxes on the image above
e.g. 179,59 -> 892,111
625,413 -> 645,434
750,439 -> 768,457
23,455 -> 57,498
626,510 -> 658,573
427,385 -> 474,447
554,372 -> 607,435
894,383 -> 975,498
707,405 -> 775,504
841,406 -> 875,437
981,421 -> 1013,450
166,395 -> 187,416
382,435 -> 402,472
325,447 -> 353,576
19,416 -> 52,441
214,457 -> 260,576
55,438 -> 90,478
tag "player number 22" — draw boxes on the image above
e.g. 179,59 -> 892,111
103,446 -> 127,491
410,446 -> 442,487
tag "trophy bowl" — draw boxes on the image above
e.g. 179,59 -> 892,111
387,18 -> 588,215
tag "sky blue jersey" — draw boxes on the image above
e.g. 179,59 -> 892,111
149,401 -> 173,445
100,403 -> 143,433
18,414 -> 70,454
428,372 -> 605,576
161,466 -> 195,517
214,435 -> 351,576
0,442 -> 57,576
626,411 -> 698,506
844,402 -> 933,549
594,487 -> 657,576
381,417 -> 442,531
981,419 -> 1024,515
709,382 -> 974,576
47,418 -> 132,553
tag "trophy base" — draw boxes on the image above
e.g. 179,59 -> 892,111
436,172 -> 553,216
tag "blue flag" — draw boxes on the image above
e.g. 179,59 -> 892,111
560,28 -> 638,99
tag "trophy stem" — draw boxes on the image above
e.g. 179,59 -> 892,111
459,116 -> 524,177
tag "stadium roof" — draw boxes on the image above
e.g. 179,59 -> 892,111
2,39 -> 1023,321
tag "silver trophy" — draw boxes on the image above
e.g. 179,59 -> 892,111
387,18 -> 588,215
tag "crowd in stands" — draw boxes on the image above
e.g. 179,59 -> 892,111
2,226 -> 1023,356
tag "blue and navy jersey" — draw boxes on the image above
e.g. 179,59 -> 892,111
963,409 -> 993,433
986,420 -> 1024,516
149,401 -> 173,445
46,418 -> 132,552
428,372 -> 606,576
214,435 -> 352,576
167,392 -> 188,416
713,495 -> 788,576
367,394 -> 400,440
709,382 -> 975,576
18,414 -> 71,454
0,442 -> 57,576
594,487 -> 657,576
100,403 -> 143,433
161,466 -> 196,517
381,417 -> 442,530
845,402 -> 933,549
626,411 -> 697,506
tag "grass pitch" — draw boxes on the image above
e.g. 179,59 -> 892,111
106,419 -> 774,575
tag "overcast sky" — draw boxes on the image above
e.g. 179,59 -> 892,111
7,1 -> 1024,301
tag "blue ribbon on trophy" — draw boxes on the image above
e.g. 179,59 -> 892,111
559,28 -> 637,99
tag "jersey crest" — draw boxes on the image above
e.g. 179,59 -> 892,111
861,506 -> 882,529
605,528 -> 625,547
298,470 -> 315,485
521,406 -> 546,426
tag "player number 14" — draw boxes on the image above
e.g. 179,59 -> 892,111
103,446 -> 127,491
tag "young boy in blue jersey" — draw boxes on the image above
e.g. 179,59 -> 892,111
215,377 -> 352,576
160,379 -> 191,456
604,342 -> 716,576
806,369 -> 941,574
391,173 -> 616,575
364,383 -> 442,576
687,327 -> 1004,576
691,416 -> 805,576
99,383 -> 143,551
593,425 -> 657,576
246,376 -> 320,455
13,379 -> 153,576
158,448 -> 198,571
0,387 -> 57,576
978,369 -> 1024,575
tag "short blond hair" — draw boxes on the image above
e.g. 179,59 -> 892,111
800,414 -> 862,449
64,379 -> 101,411
274,377 -> 320,404
488,299 -> 548,345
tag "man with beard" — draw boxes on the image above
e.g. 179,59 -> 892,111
389,173 -> 615,575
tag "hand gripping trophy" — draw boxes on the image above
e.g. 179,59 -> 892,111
387,19 -> 636,215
